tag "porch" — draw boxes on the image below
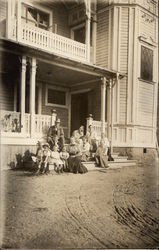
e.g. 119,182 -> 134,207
0,110 -> 108,143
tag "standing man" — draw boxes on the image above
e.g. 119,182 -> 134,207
47,118 -> 65,151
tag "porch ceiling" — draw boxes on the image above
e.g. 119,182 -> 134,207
37,60 -> 100,86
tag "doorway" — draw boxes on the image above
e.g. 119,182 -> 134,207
73,26 -> 85,44
71,92 -> 88,135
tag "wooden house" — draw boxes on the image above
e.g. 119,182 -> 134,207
0,0 -> 158,167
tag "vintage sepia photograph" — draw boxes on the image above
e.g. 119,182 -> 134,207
0,0 -> 159,249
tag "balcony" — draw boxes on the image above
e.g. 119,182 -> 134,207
7,16 -> 87,63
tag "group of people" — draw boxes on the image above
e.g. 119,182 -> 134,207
32,118 -> 111,175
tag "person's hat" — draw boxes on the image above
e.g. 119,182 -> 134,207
56,118 -> 60,123
42,143 -> 50,148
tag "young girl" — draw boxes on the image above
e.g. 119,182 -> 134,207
60,146 -> 69,171
50,145 -> 64,173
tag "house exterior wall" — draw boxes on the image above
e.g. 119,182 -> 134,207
0,74 -> 14,111
50,3 -> 70,38
94,1 -> 158,148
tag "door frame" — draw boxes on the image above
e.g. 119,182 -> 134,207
70,23 -> 86,41
69,88 -> 91,137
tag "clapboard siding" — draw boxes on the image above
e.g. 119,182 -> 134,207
52,4 -> 70,38
97,0 -> 109,11
0,75 -> 14,111
138,80 -> 154,126
140,10 -> 156,42
96,10 -> 109,68
0,0 -> 6,22
119,7 -> 129,123
1,144 -> 37,169
120,8 -> 129,73
119,77 -> 127,123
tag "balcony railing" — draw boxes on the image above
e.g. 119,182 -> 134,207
16,22 -> 87,62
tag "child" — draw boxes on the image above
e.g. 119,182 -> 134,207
50,145 -> 64,173
60,146 -> 69,171
33,142 -> 50,174
41,143 -> 51,174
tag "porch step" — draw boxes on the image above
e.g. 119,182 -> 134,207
113,156 -> 129,162
83,159 -> 137,171
108,160 -> 137,168
111,153 -> 119,158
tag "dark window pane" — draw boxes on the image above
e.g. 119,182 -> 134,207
141,46 -> 153,81
48,89 -> 66,106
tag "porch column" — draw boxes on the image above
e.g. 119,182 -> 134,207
37,82 -> 42,114
85,0 -> 91,62
6,0 -> 12,38
17,0 -> 22,40
20,56 -> 27,133
29,58 -> 37,138
14,81 -> 17,111
101,77 -> 107,134
92,0 -> 97,64
110,79 -> 114,155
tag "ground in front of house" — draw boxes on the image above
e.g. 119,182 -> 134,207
1,161 -> 159,249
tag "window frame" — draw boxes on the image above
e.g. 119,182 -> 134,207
45,85 -> 69,109
140,44 -> 154,83
21,1 -> 53,31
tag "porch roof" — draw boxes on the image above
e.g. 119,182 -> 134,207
1,38 -> 124,86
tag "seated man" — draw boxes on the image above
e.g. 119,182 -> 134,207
47,118 -> 65,151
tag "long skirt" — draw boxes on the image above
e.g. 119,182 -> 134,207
68,156 -> 88,174
95,154 -> 108,168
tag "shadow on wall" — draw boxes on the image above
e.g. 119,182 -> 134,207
8,150 -> 38,172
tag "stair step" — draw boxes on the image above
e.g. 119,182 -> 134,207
108,160 -> 137,168
113,156 -> 129,162
111,153 -> 119,158
83,159 -> 137,171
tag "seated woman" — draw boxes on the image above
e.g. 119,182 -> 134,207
50,145 -> 64,173
67,137 -> 88,174
86,125 -> 98,158
94,140 -> 109,168
81,136 -> 90,162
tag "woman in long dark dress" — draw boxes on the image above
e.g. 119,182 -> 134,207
67,137 -> 88,174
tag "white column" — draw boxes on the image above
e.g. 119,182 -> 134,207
17,0 -> 22,40
6,0 -> 12,38
37,82 -> 42,114
14,81 -> 17,111
29,58 -> 37,138
85,0 -> 91,62
20,55 -> 26,133
86,114 -> 93,132
92,0 -> 97,64
101,77 -> 107,134
107,79 -> 111,141
51,109 -> 57,126
110,79 -> 114,154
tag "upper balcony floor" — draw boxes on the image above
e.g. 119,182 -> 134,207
0,0 -> 97,64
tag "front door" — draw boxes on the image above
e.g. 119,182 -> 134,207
71,92 -> 88,135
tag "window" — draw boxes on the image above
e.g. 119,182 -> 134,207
22,4 -> 50,30
141,46 -> 153,82
46,87 -> 67,107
